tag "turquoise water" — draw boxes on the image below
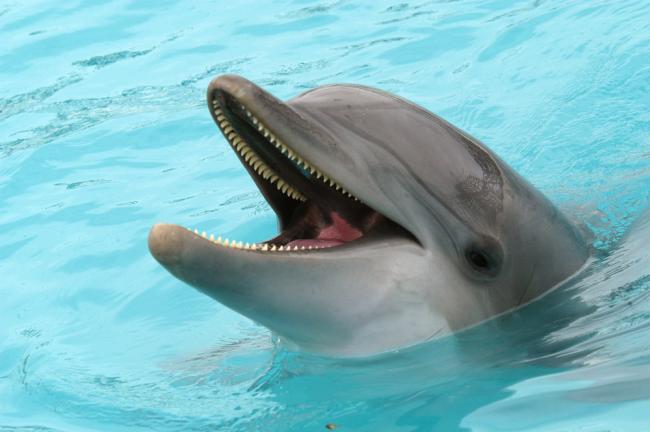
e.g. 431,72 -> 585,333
1,0 -> 650,430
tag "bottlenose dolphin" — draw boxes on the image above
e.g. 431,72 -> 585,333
148,75 -> 589,357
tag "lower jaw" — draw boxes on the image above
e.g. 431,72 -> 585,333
286,238 -> 345,248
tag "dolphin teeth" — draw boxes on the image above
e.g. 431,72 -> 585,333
261,244 -> 268,251
217,106 -> 359,205
270,244 -> 277,251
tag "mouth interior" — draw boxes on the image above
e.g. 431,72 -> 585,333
205,90 -> 407,252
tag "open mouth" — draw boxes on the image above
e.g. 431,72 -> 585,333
188,88 -> 408,253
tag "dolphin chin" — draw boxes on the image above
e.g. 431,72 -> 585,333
148,74 -> 590,357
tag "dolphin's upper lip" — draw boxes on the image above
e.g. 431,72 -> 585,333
151,75 -> 415,258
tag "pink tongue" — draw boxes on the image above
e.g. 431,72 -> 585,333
286,212 -> 362,248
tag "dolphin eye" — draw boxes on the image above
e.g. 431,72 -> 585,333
464,239 -> 502,277
467,249 -> 489,269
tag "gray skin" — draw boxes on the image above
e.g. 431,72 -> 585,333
148,75 -> 589,357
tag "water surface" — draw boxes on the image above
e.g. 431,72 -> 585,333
1,1 -> 649,430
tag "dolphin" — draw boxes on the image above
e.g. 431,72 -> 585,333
148,75 -> 589,357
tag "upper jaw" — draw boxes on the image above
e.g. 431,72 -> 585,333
206,75 -> 357,201
207,75 -> 420,248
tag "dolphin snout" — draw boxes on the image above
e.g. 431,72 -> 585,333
148,223 -> 185,268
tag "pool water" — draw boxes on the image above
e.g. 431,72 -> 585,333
1,1 -> 649,430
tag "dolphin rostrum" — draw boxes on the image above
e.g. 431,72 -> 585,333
148,75 -> 589,357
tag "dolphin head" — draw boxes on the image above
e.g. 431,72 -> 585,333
149,75 -> 588,356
